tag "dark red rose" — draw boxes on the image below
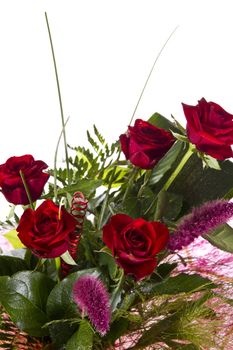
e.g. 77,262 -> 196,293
17,200 -> 77,258
103,214 -> 169,280
119,119 -> 175,169
0,154 -> 50,205
182,98 -> 233,160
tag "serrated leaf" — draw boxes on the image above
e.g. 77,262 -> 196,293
93,124 -> 105,144
66,320 -> 93,350
4,229 -> 25,249
44,179 -> 102,199
204,223 -> 233,253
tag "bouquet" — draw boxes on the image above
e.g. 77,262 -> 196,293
1,18 -> 233,350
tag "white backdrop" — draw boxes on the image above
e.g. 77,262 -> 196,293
1,0 -> 233,219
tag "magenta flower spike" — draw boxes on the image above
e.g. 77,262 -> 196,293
168,200 -> 233,251
73,275 -> 111,336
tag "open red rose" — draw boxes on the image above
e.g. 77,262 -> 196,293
103,214 -> 169,280
182,98 -> 233,160
0,154 -> 50,205
119,119 -> 175,169
17,200 -> 77,258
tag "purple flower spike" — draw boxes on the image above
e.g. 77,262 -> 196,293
73,274 -> 111,336
168,200 -> 233,251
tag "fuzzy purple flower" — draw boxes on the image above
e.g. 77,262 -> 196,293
168,200 -> 233,251
72,274 -> 111,336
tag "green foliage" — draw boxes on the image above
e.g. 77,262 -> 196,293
66,320 -> 93,350
4,229 -> 25,249
0,256 -> 28,276
149,141 -> 184,185
204,223 -> 233,253
140,273 -> 216,296
148,112 -> 178,132
0,272 -> 55,337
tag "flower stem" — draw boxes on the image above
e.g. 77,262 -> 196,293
161,143 -> 194,192
54,117 -> 70,202
122,167 -> 139,204
19,170 -> 34,209
98,151 -> 121,230
129,26 -> 179,126
45,12 -> 71,186
150,143 -> 194,219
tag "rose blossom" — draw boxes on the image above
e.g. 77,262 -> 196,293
182,98 -> 233,160
119,119 -> 175,169
103,214 -> 169,280
17,199 -> 77,258
0,154 -> 50,205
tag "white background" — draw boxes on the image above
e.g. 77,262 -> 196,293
1,0 -> 233,219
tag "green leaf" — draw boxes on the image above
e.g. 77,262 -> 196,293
106,318 -> 129,344
202,155 -> 221,170
148,112 -> 177,131
0,256 -> 28,276
110,271 -> 124,311
153,262 -> 178,282
46,269 -> 99,347
0,271 -> 54,336
44,179 -> 102,199
169,154 -> 233,209
204,223 -> 233,253
61,251 -> 77,266
130,312 -> 180,349
154,191 -> 183,221
224,187 -> 233,200
4,229 -> 25,249
98,249 -> 118,281
66,320 -> 93,350
46,268 -> 99,321
171,131 -> 189,143
141,273 -> 216,296
149,141 -> 183,185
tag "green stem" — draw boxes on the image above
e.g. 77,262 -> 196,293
122,167 -> 139,204
129,26 -> 179,126
98,151 -> 121,230
149,144 -> 193,219
161,143 -> 194,192
137,170 -> 152,198
54,117 -> 70,202
19,170 -> 34,209
45,12 -> 71,185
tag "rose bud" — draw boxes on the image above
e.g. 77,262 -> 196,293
119,119 -> 175,169
0,154 -> 50,205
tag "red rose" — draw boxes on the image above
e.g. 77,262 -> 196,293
0,154 -> 50,205
102,214 -> 169,280
17,200 -> 77,258
119,119 -> 175,169
182,98 -> 233,160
